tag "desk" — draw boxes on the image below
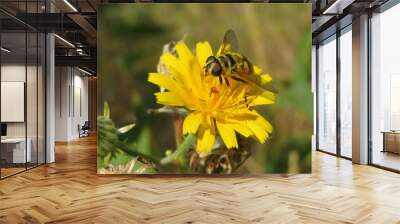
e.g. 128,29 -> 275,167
1,138 -> 31,163
382,131 -> 400,154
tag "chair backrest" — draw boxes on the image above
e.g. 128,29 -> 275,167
82,121 -> 90,129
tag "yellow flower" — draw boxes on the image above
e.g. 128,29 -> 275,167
148,41 -> 275,157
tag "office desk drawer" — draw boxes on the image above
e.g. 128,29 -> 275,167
383,132 -> 400,154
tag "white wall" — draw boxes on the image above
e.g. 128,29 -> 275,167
55,67 -> 89,141
0,65 -> 39,138
1,63 -> 46,164
1,65 -> 26,139
55,66 -> 69,141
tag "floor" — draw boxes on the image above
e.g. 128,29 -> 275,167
1,163 -> 43,178
372,150 -> 400,171
0,167 -> 25,178
0,136 -> 400,223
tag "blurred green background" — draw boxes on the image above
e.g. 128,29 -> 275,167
98,3 -> 312,173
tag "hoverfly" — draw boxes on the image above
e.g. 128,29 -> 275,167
204,29 -> 253,86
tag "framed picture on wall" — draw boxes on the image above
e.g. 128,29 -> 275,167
97,3 -> 312,175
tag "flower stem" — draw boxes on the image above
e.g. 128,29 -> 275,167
160,134 -> 196,165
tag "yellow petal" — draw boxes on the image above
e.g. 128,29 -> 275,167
230,123 -> 252,138
187,58 -> 203,94
155,92 -> 184,107
183,112 -> 202,134
260,91 -> 276,102
176,41 -> 194,63
160,52 -> 189,83
160,52 -> 182,74
148,73 -> 176,90
248,90 -> 275,106
196,41 -> 213,67
196,127 -> 215,157
249,91 -> 275,106
216,122 -> 238,149
246,112 -> 273,143
260,74 -> 272,84
247,73 -> 272,86
253,65 -> 262,75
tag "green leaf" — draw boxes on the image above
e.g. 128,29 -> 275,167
118,123 -> 136,134
136,125 -> 152,156
103,102 -> 110,118
97,101 -> 158,173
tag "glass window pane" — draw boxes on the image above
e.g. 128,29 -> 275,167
0,1 -> 46,179
26,0 -> 39,169
340,28 -> 352,158
1,30 -> 27,177
38,33 -> 45,165
27,30 -> 38,169
371,4 -> 400,171
318,36 -> 337,154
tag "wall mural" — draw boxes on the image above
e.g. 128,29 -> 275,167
97,3 -> 312,174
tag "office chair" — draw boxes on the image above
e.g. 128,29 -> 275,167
79,121 -> 90,138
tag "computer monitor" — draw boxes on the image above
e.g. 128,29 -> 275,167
1,123 -> 7,137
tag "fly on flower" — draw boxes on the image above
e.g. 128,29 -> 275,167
148,33 -> 275,158
204,30 -> 256,87
204,30 -> 274,106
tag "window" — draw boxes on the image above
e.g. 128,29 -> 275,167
317,35 -> 337,154
339,27 -> 352,158
371,3 -> 400,171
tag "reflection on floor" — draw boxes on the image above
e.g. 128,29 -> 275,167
0,167 -> 25,177
373,150 -> 400,171
0,135 -> 400,223
0,162 -> 43,178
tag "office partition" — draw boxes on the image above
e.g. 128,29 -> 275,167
0,1 -> 47,179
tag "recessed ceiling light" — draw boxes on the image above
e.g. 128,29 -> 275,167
63,0 -> 78,12
78,67 -> 93,76
322,0 -> 354,15
1,47 -> 11,53
54,34 -> 75,48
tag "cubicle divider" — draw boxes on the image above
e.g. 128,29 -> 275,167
0,1 -> 46,179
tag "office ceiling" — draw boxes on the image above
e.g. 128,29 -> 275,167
0,0 -> 393,74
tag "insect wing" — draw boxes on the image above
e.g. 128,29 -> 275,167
216,29 -> 239,55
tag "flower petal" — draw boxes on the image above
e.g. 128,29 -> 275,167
148,73 -> 176,91
160,52 -> 182,74
249,92 -> 275,106
176,41 -> 194,63
260,91 -> 276,102
253,65 -> 262,75
160,52 -> 190,84
230,123 -> 252,138
196,127 -> 216,157
216,122 -> 238,149
196,41 -> 213,67
155,92 -> 185,107
246,112 -> 273,143
260,74 -> 272,84
183,112 -> 202,134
